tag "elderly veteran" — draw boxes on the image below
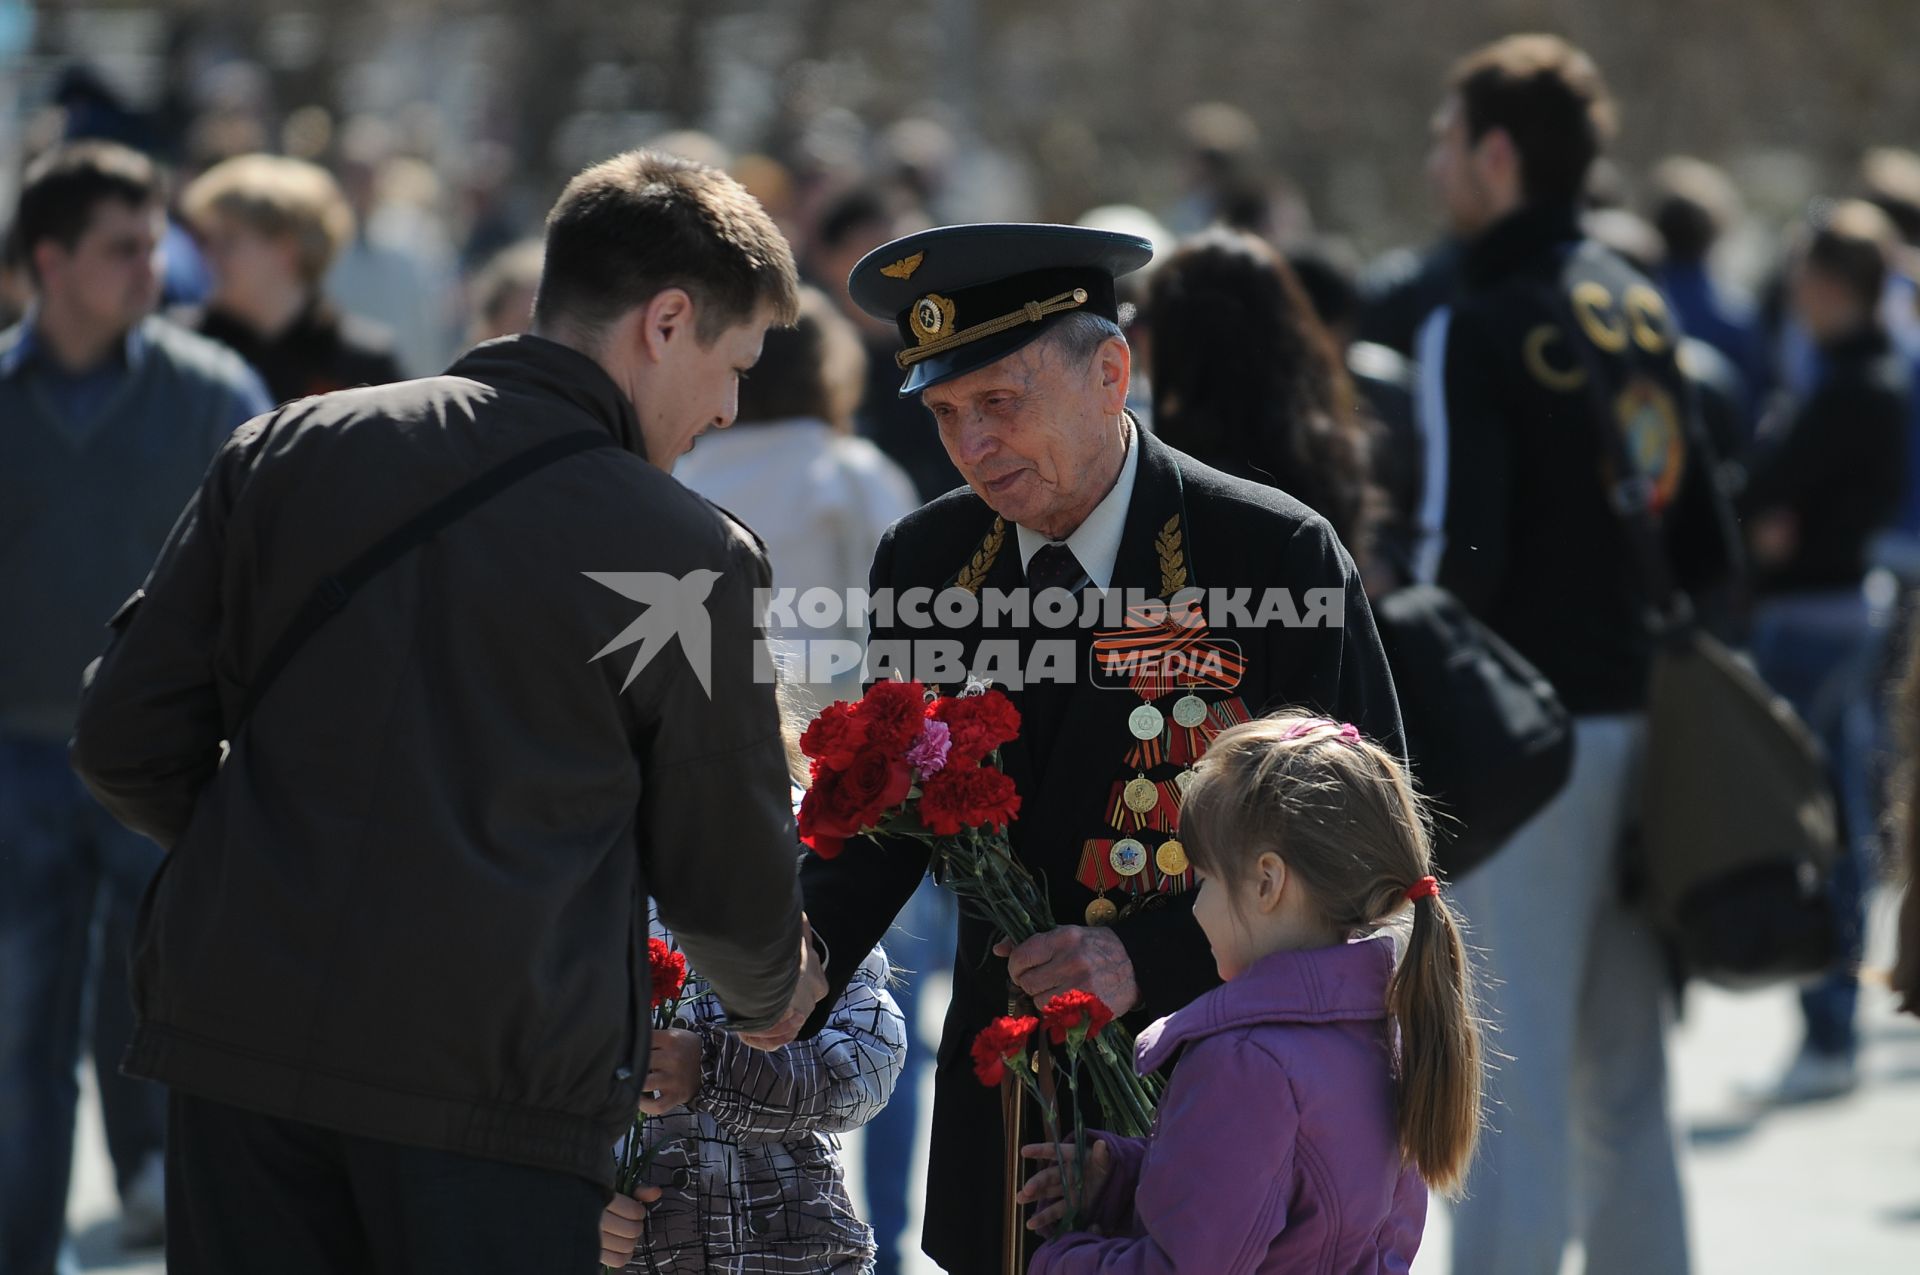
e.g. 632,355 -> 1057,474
798,223 -> 1403,1273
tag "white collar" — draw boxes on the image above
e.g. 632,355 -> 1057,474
1015,419 -> 1139,592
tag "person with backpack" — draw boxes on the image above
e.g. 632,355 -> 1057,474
1414,35 -> 1739,1275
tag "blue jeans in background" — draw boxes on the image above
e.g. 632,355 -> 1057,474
865,877 -> 956,1275
0,735 -> 169,1275
1749,587 -> 1890,1060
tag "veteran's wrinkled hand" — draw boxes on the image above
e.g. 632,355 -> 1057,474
993,925 -> 1140,1015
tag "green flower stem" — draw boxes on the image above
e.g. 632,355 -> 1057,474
1067,1049 -> 1090,1232
921,824 -> 1160,1137
1024,1056 -> 1077,1238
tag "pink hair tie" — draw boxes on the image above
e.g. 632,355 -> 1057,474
1280,718 -> 1363,745
1406,876 -> 1440,902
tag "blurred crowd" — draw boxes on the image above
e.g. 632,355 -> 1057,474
5,26 -> 1920,1275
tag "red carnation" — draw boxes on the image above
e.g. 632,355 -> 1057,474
799,700 -> 869,773
930,691 -> 1022,767
648,937 -> 688,1009
971,1014 -> 1039,1087
918,766 -> 1022,836
1042,988 -> 1115,1046
798,745 -> 914,857
841,745 -> 914,822
858,679 -> 929,752
796,770 -> 852,858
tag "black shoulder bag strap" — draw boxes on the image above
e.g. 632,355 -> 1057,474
1548,245 -> 1692,641
237,430 -> 619,727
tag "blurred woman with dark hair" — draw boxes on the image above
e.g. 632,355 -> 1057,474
1146,227 -> 1380,567
675,285 -> 917,706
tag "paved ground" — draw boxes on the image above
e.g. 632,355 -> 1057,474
1412,889 -> 1920,1274
68,895 -> 1920,1273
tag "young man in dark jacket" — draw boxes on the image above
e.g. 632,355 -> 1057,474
69,150 -> 827,1275
1740,199 -> 1912,1102
1414,36 -> 1737,1275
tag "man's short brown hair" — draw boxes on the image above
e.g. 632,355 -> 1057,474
534,150 -> 800,346
1450,35 -> 1617,206
182,154 -> 356,287
14,141 -> 158,281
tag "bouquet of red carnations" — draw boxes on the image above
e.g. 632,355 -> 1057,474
797,680 -> 1157,1136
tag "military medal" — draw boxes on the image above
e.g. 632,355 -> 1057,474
1128,703 -> 1165,740
1175,769 -> 1197,796
1109,838 -> 1148,877
1172,694 -> 1208,729
1123,774 -> 1158,814
1156,839 -> 1189,876
1085,896 -> 1119,925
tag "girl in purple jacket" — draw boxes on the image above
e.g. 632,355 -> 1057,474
1021,713 -> 1484,1274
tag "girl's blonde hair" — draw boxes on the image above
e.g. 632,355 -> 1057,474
773,669 -> 824,788
1180,711 -> 1483,1195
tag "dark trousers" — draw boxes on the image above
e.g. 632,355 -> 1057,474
0,735 -> 169,1275
166,1092 -> 607,1275
1750,590 -> 1883,1058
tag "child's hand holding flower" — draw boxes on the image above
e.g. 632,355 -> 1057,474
1018,1140 -> 1113,1236
600,1184 -> 663,1268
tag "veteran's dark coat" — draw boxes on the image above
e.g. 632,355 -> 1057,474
800,428 -> 1402,1273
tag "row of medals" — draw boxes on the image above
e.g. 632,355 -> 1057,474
1084,691 -> 1208,926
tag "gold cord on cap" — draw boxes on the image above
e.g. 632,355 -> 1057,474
896,288 -> 1091,369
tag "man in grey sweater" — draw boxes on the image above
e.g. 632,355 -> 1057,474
0,140 -> 270,1275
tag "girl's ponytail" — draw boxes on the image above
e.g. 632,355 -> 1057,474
1386,881 -> 1482,1196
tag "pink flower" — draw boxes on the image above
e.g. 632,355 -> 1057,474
906,719 -> 952,778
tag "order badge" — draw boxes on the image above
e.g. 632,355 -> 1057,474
1109,838 -> 1148,877
1172,694 -> 1208,729
1128,703 -> 1165,740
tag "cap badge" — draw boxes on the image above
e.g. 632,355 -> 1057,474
880,251 -> 925,279
911,293 -> 957,345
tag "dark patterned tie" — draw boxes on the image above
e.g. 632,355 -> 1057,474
1021,542 -> 1086,761
1026,542 -> 1089,594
